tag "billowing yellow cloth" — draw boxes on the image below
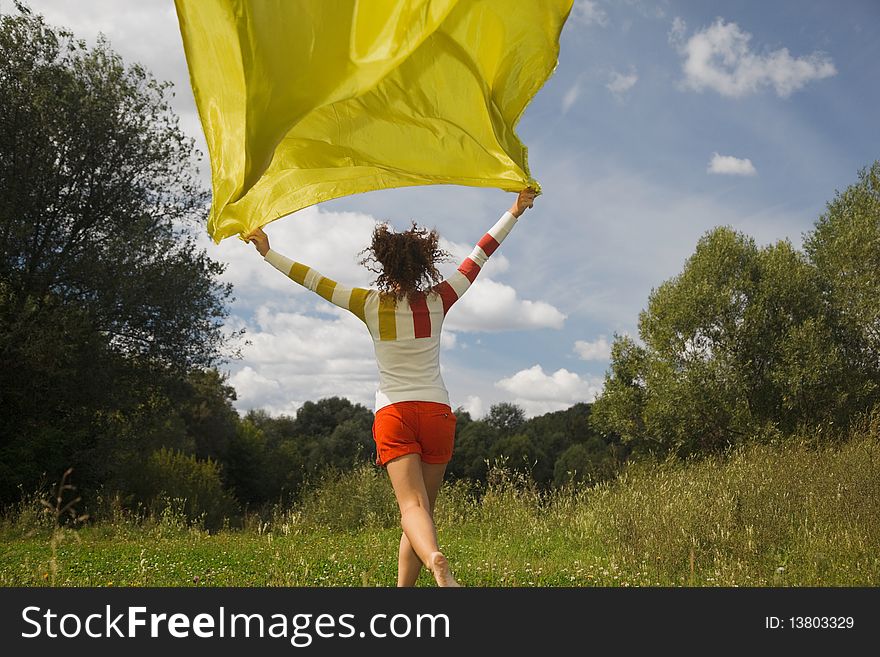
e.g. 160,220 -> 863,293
174,0 -> 573,243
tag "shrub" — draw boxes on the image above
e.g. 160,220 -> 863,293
297,463 -> 398,531
135,447 -> 238,531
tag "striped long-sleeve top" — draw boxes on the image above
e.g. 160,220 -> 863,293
264,210 -> 519,411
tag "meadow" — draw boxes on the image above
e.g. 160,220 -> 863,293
2,418 -> 878,588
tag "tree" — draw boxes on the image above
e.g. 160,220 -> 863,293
524,402 -> 597,458
223,419 -> 272,507
452,406 -> 473,435
446,421 -> 498,482
0,6 -> 237,503
134,447 -> 238,531
293,397 -> 373,439
804,162 -> 880,405
304,417 -> 374,472
489,433 -> 550,482
174,368 -> 240,462
592,222 -> 853,456
553,443 -> 592,487
486,402 -> 526,435
589,336 -> 652,451
553,436 -> 619,488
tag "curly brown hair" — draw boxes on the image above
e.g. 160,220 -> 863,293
358,221 -> 451,300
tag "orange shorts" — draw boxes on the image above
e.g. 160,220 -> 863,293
372,401 -> 457,467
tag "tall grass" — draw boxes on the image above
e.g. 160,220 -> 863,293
578,421 -> 880,585
2,416 -> 878,586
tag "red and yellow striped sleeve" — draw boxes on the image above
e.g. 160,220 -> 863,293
432,210 -> 519,314
264,249 -> 371,324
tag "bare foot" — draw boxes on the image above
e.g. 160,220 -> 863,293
429,551 -> 461,587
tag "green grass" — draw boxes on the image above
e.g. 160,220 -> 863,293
2,418 -> 878,587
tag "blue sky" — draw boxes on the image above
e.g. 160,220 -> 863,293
22,0 -> 880,417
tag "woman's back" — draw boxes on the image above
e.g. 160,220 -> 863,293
367,290 -> 448,409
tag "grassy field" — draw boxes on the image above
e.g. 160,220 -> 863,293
2,421 -> 878,587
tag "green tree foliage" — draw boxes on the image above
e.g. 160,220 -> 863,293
173,369 -> 240,462
295,397 -> 374,471
133,447 -> 238,531
553,443 -> 592,486
486,402 -> 526,434
447,402 -> 620,487
523,402 -> 616,460
593,164 -> 880,456
589,336 -> 650,449
553,435 -> 620,487
489,434 -> 547,479
220,398 -> 374,509
222,419 -> 273,508
447,420 -> 499,482
0,6 -> 236,503
525,403 -> 624,485
804,162 -> 880,397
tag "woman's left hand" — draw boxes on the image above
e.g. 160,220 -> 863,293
510,187 -> 537,218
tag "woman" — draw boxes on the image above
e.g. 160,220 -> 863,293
245,187 -> 537,586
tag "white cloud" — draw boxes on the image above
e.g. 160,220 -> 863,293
460,395 -> 486,420
227,304 -> 378,416
668,16 -> 687,44
446,278 -> 566,332
574,336 -> 612,361
571,0 -> 609,28
669,17 -> 836,97
495,365 -> 602,417
228,366 -> 282,408
562,81 -> 582,114
200,206 -> 378,327
606,68 -> 638,98
707,152 -> 757,176
623,0 -> 669,20
440,330 -> 457,350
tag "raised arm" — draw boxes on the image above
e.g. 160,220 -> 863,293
433,188 -> 537,313
245,227 -> 372,324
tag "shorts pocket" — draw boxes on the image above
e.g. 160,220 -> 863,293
428,409 -> 456,425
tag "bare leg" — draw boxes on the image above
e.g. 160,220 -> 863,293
397,533 -> 420,587
397,460 -> 447,587
386,454 -> 458,587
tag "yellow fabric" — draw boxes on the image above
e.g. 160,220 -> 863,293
175,0 -> 573,243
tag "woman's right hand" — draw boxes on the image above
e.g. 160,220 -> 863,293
245,226 -> 270,256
